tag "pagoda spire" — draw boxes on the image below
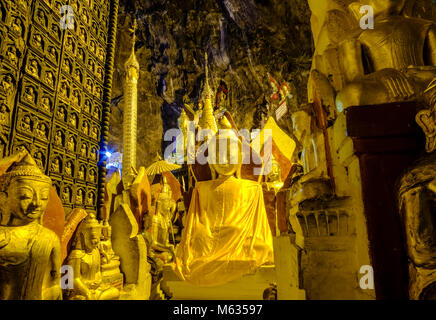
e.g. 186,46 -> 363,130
199,53 -> 218,133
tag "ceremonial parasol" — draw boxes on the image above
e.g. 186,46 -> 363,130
145,154 -> 181,176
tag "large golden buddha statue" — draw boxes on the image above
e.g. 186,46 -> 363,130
174,130 -> 274,286
0,152 -> 62,300
335,0 -> 436,110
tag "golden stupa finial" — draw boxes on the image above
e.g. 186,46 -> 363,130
199,52 -> 218,133
125,17 -> 139,70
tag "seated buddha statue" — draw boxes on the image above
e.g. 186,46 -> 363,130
99,220 -> 123,286
336,0 -> 436,110
0,152 -> 62,300
66,214 -> 120,300
174,130 -> 274,286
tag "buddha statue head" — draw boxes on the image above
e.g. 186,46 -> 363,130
76,213 -> 101,252
0,152 -> 51,226
266,156 -> 282,183
208,130 -> 243,179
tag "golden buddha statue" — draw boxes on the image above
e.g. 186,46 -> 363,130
174,130 -> 274,286
99,220 -> 123,287
151,177 -> 176,262
0,152 -> 62,300
336,0 -> 436,110
66,214 -> 120,300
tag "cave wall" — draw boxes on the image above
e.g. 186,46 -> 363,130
110,0 -> 313,167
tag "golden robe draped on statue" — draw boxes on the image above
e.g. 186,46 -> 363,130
174,176 -> 274,287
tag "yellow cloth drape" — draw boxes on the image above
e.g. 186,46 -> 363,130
174,176 -> 274,287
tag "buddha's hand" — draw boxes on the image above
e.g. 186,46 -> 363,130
379,69 -> 414,99
0,228 -> 10,249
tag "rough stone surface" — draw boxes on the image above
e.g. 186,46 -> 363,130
110,0 -> 313,167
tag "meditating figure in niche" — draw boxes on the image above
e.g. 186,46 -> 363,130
88,169 -> 96,183
57,106 -> 66,121
174,130 -> 274,286
44,72 -> 54,88
48,47 -> 57,62
33,152 -> 44,170
91,127 -> 98,140
1,74 -> 13,95
65,161 -> 73,177
41,97 -> 51,113
0,104 -> 9,127
83,121 -> 89,135
6,46 -> 17,66
69,114 -> 78,128
28,60 -> 39,79
11,18 -> 22,36
81,144 -> 88,158
0,152 -> 62,299
76,190 -> 84,205
33,34 -> 43,51
65,214 -> 120,300
86,193 -> 95,206
50,158 -> 60,174
54,131 -> 63,146
21,116 -> 31,131
24,87 -> 36,103
336,0 -> 436,110
78,166 -> 85,180
62,187 -> 71,204
36,123 -> 47,140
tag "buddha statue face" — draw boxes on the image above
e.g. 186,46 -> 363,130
1,178 -> 50,224
0,153 -> 52,226
80,216 -> 101,251
209,133 -> 242,178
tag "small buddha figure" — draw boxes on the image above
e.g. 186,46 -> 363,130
1,75 -> 13,95
41,97 -> 51,113
33,152 -> 44,170
66,214 -> 120,300
264,156 -> 284,193
79,28 -> 87,43
76,190 -> 84,205
78,48 -> 85,63
0,104 -> 10,127
11,17 -> 22,35
66,37 -> 74,53
86,193 -> 95,206
83,121 -> 89,135
74,69 -> 82,83
28,60 -> 40,78
90,41 -> 96,54
88,169 -> 96,183
33,35 -> 43,51
62,187 -> 71,204
54,131 -> 63,146
44,72 -> 54,88
97,48 -> 104,61
50,158 -> 60,174
6,46 -> 17,66
0,152 -> 62,299
65,161 -> 73,177
48,47 -> 57,62
91,127 -> 98,140
21,116 -> 31,131
91,148 -> 98,161
60,82 -> 69,98
57,106 -> 66,121
66,137 -> 75,153
98,220 -> 122,281
93,107 -> 100,119
62,60 -> 71,74
336,0 -> 436,110
81,143 -> 88,157
174,130 -> 274,286
36,9 -> 46,27
86,79 -> 93,93
69,114 -> 77,128
97,67 -> 104,81
24,87 -> 36,103
36,123 -> 47,140
95,87 -> 102,100
72,90 -> 80,106
78,166 -> 85,180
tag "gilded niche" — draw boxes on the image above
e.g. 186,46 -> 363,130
0,151 -> 62,300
